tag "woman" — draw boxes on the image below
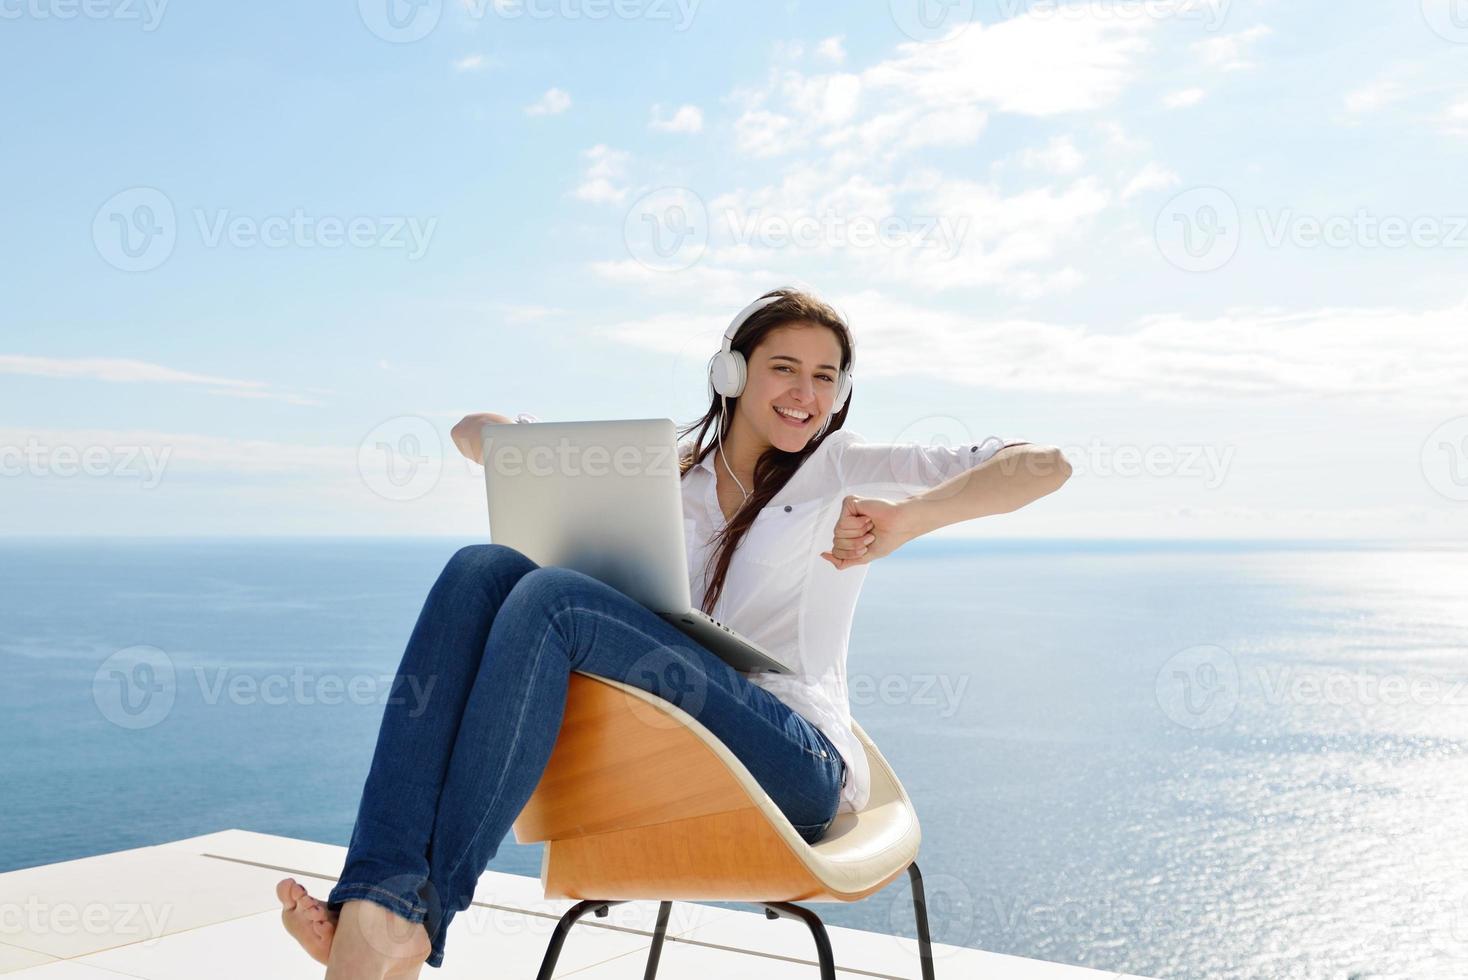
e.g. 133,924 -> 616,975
276,286 -> 1071,977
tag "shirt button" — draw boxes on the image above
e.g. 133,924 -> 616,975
783,504 -> 792,512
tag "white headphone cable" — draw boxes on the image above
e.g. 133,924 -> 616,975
716,395 -> 751,502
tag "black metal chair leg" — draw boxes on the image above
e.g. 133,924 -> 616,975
535,899 -> 629,980
760,901 -> 837,979
908,861 -> 936,980
642,900 -> 673,979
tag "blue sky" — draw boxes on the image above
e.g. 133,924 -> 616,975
2,0 -> 1465,539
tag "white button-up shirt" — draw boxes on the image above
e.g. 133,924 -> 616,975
680,427 -> 1029,815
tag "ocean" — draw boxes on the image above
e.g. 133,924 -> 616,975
3,537 -> 1465,979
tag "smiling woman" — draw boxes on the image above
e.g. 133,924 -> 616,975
673,285 -> 1069,825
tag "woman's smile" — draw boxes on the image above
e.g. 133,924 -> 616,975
774,405 -> 813,428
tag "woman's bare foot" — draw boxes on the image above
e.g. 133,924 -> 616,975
277,877 -> 337,965
324,898 -> 432,980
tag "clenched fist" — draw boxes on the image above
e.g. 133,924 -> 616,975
820,494 -> 918,570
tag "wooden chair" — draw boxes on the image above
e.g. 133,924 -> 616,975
511,671 -> 937,980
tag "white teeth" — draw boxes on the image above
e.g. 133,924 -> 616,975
775,407 -> 810,421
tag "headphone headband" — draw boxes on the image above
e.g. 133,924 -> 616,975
721,294 -> 784,353
709,291 -> 853,417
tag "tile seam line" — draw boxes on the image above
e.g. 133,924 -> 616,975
195,852 -> 913,979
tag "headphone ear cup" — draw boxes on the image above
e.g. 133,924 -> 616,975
708,350 -> 746,398
832,370 -> 852,413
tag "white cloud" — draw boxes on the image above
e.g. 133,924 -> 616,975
1163,87 -> 1206,109
587,262 -> 763,307
731,9 -> 1154,165
453,54 -> 487,72
1190,25 -> 1271,72
816,35 -> 846,63
571,144 -> 631,205
1020,135 -> 1086,175
649,103 -> 704,133
1344,78 -> 1408,114
525,87 -> 572,116
0,426 -> 352,475
1438,97 -> 1468,137
0,355 -> 320,406
1095,120 -> 1146,152
600,291 -> 1468,407
1120,162 -> 1181,200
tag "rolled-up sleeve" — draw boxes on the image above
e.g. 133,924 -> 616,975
832,429 -> 1031,498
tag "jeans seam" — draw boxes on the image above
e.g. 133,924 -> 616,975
440,607 -> 561,886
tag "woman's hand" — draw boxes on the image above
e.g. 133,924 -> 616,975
451,412 -> 514,464
820,494 -> 923,570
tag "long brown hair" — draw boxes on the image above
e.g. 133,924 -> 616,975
677,286 -> 856,616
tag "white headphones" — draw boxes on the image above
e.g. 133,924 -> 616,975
707,294 -> 853,416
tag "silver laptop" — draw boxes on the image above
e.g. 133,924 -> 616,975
480,417 -> 794,675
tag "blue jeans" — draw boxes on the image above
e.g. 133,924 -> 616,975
326,544 -> 846,968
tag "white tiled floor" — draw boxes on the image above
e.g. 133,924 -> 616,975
0,830 -> 1153,979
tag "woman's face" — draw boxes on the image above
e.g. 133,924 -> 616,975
738,322 -> 845,452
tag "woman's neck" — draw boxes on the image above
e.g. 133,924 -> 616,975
717,435 -> 761,494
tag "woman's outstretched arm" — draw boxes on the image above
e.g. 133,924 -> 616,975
450,412 -> 515,463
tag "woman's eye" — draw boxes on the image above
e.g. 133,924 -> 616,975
776,365 -> 835,383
